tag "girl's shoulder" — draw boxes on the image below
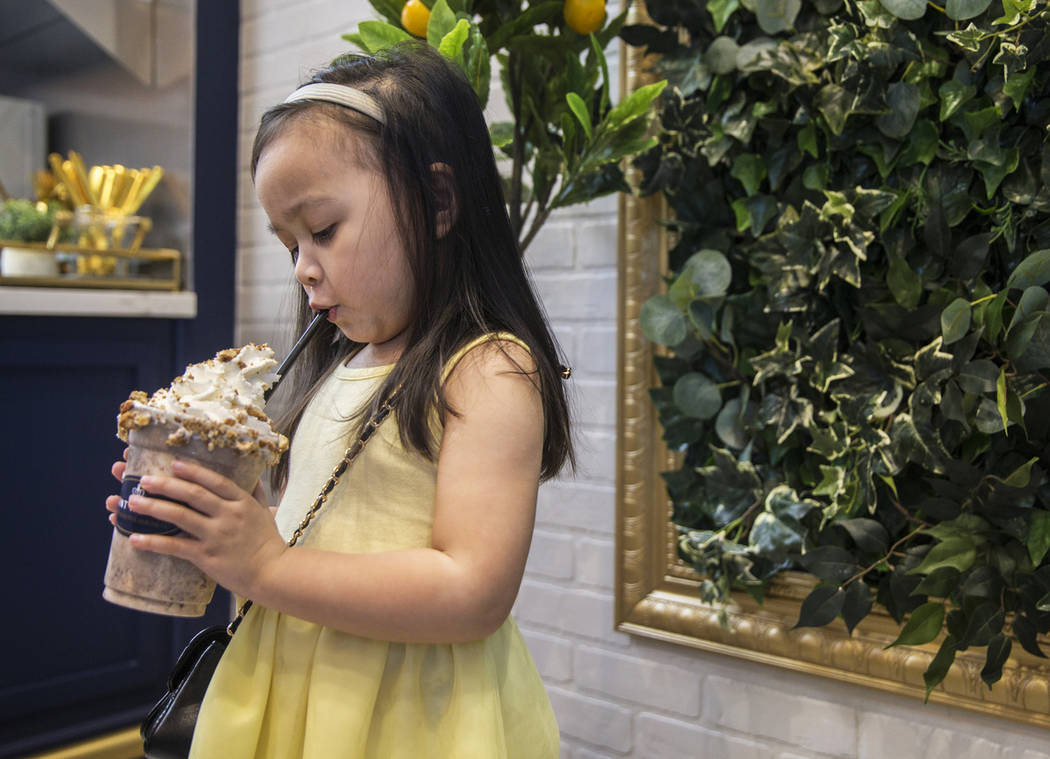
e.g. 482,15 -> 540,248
440,331 -> 536,385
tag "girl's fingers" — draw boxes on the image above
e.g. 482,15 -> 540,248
105,494 -> 121,513
137,473 -> 223,517
128,493 -> 207,537
128,532 -> 195,562
171,459 -> 245,501
112,460 -> 126,482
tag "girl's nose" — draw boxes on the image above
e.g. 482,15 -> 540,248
294,249 -> 322,288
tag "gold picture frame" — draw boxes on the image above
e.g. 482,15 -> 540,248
613,10 -> 1050,728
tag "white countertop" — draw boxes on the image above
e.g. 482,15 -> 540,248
0,287 -> 197,318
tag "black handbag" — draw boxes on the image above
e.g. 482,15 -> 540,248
140,392 -> 397,758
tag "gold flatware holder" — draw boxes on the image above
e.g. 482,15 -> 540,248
0,239 -> 181,291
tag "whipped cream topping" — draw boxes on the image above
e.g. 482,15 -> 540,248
117,343 -> 288,462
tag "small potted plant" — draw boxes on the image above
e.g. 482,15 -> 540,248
0,198 -> 61,277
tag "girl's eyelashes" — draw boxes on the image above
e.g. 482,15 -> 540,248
286,224 -> 335,263
312,224 -> 337,245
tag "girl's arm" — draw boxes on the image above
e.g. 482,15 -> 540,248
115,341 -> 543,643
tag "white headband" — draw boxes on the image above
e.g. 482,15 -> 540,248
283,83 -> 385,125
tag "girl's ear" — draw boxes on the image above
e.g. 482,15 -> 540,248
431,162 -> 459,238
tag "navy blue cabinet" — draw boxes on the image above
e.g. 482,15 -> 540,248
0,2 -> 239,755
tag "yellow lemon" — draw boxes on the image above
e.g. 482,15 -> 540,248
564,0 -> 606,35
401,0 -> 431,38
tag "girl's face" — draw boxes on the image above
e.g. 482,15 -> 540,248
254,117 -> 414,363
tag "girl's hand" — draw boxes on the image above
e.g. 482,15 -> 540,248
121,460 -> 287,598
104,449 -> 129,522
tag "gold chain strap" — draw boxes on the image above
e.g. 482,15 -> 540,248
227,391 -> 398,635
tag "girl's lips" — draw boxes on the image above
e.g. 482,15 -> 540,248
325,306 -> 338,322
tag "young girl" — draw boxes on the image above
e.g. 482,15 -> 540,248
107,42 -> 572,758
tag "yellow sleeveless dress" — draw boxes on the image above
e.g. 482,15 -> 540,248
188,333 -> 559,758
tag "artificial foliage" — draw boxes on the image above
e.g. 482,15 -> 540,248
623,0 -> 1050,696
342,0 -> 665,251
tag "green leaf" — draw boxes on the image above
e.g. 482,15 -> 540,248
1027,511 -> 1050,566
750,511 -> 803,558
956,359 -> 999,394
358,20 -> 412,52
939,80 -> 977,121
341,31 -> 368,52
489,121 -> 514,148
755,0 -> 801,33
715,397 -> 749,448
887,251 -> 922,309
1012,614 -> 1046,658
605,81 -> 667,131
961,603 -> 1004,647
640,294 -> 687,346
815,84 -> 850,135
995,366 -> 1009,434
426,0 -> 458,48
1003,456 -> 1039,488
731,154 -> 767,197
705,36 -> 740,75
876,82 -> 921,139
566,92 -> 592,140
708,0 -> 741,31
437,18 -> 470,69
843,580 -> 873,635
673,373 -> 723,420
794,585 -> 846,628
981,634 -> 1012,689
946,0 -> 993,19
940,298 -> 972,345
799,545 -> 857,584
910,537 -> 977,575
1006,249 -> 1050,290
685,249 -> 733,297
837,518 -> 890,554
878,0 -> 927,17
913,566 -> 959,598
1003,67 -> 1037,111
946,23 -> 983,52
924,635 -> 957,702
887,602 -> 945,648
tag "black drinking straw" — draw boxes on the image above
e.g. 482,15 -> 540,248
264,309 -> 329,402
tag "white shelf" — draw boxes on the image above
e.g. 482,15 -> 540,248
0,287 -> 197,318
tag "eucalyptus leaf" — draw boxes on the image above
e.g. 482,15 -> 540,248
715,397 -> 749,448
640,295 -> 688,347
673,372 -> 723,419
755,0 -> 801,33
877,0 -> 927,19
686,249 -> 733,296
705,36 -> 740,74
946,0 -> 993,20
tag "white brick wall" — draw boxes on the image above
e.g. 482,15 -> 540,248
236,3 -> 1050,757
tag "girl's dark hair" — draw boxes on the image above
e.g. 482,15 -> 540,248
253,42 -> 573,490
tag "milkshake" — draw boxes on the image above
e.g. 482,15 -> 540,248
103,344 -> 289,617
